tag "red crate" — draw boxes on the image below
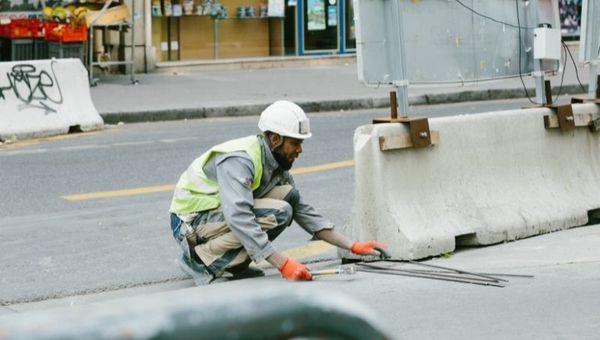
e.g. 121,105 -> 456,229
0,23 -> 7,38
44,21 -> 87,42
30,18 -> 44,38
0,18 -> 38,39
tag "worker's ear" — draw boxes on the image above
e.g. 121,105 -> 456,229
269,132 -> 283,147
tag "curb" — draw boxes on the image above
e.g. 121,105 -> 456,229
100,85 -> 588,124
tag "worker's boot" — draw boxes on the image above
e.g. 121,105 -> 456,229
177,255 -> 215,285
226,261 -> 265,280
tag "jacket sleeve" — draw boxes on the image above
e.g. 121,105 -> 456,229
215,155 -> 275,262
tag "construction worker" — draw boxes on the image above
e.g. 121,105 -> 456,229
169,100 -> 386,285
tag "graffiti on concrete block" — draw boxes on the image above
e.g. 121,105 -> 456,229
0,61 -> 63,114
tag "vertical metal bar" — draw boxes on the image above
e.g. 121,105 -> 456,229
281,17 -> 285,57
88,26 -> 94,85
130,0 -> 136,83
390,0 -> 409,115
596,73 -> 600,99
167,16 -> 172,60
590,64 -> 599,98
544,79 -> 552,105
177,16 -> 181,61
530,0 -> 546,105
213,18 -> 219,59
390,91 -> 398,119
395,86 -> 409,115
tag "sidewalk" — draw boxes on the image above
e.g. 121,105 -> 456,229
90,44 -> 594,124
3,223 -> 599,339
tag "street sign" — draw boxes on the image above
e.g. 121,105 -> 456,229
355,0 -> 560,86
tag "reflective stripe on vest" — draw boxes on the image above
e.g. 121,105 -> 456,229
169,135 -> 263,214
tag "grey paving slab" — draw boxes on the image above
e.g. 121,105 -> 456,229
89,44 -> 593,124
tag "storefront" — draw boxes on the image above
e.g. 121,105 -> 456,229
0,0 -> 584,69
150,0 -> 357,62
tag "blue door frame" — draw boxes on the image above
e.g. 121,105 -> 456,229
297,0 -> 351,55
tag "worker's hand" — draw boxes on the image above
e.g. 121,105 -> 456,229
351,241 -> 388,257
278,258 -> 312,281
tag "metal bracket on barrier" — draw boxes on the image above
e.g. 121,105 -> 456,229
543,112 -> 595,131
537,80 -> 600,132
529,80 -> 578,132
543,104 -> 576,132
571,75 -> 600,104
377,128 -> 440,151
373,91 -> 439,150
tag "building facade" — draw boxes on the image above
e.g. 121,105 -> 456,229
150,0 -> 357,63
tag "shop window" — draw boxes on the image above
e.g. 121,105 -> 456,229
303,0 -> 337,51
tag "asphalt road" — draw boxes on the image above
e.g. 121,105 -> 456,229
1,99 -> 599,339
0,98 -> 570,304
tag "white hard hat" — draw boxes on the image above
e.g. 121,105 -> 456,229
258,100 -> 312,139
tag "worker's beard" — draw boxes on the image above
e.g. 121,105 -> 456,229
273,146 -> 294,170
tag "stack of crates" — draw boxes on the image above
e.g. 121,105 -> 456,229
0,18 -> 87,62
44,21 -> 87,63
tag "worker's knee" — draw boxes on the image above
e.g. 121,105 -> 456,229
282,187 -> 300,208
254,197 -> 294,228
278,201 -> 294,227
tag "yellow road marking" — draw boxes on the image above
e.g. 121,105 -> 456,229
0,131 -> 101,150
256,240 -> 336,268
62,184 -> 176,201
62,160 -> 354,201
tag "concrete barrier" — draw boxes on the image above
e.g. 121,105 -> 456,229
0,59 -> 103,141
341,103 -> 600,260
0,283 -> 389,339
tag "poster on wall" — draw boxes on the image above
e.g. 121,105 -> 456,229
307,0 -> 325,31
559,0 -> 582,34
327,5 -> 336,26
268,0 -> 285,17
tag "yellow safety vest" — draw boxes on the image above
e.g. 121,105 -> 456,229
169,135 -> 263,214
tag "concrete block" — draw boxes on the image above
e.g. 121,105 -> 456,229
340,104 -> 600,260
0,59 -> 103,140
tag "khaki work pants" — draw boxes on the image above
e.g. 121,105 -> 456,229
182,185 -> 294,276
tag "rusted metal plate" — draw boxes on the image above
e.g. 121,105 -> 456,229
544,104 -> 575,132
379,131 -> 440,151
373,116 -> 433,148
408,118 -> 432,148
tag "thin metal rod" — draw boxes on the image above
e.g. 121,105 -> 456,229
471,272 -> 534,278
357,267 -> 505,288
386,268 -> 534,279
406,260 -> 508,283
368,259 -> 509,283
358,263 -> 500,284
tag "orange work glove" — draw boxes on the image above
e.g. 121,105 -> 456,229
278,258 -> 312,281
351,241 -> 387,256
